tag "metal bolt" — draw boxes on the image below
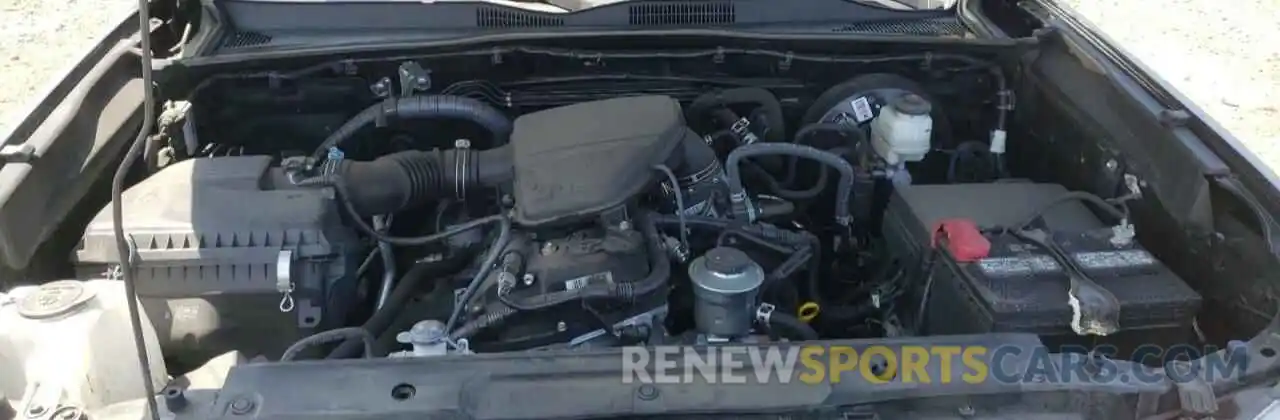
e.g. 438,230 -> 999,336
229,397 -> 255,415
522,273 -> 536,286
26,405 -> 46,418
958,405 -> 975,417
370,78 -> 391,97
1105,159 -> 1118,171
637,385 -> 659,401
556,321 -> 567,332
541,242 -> 558,255
618,220 -> 632,231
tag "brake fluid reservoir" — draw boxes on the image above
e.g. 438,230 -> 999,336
0,280 -> 167,413
871,93 -> 933,164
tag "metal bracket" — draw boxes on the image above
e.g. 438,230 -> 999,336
397,61 -> 432,96
370,77 -> 392,98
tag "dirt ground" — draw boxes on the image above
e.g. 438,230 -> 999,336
1,0 -> 1276,173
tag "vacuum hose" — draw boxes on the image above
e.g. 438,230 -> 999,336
311,95 -> 513,163
686,88 -> 786,142
725,143 -> 856,226
767,312 -> 819,341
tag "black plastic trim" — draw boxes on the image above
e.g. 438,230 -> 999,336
214,0 -> 952,32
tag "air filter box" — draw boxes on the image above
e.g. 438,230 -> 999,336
74,156 -> 362,363
882,182 -> 1201,338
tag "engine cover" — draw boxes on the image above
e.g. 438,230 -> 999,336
512,95 -> 685,227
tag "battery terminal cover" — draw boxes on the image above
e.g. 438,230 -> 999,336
931,219 -> 990,262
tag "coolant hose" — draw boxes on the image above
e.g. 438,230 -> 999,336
725,143 -> 856,226
337,146 -> 512,217
766,312 -> 819,341
311,95 -> 512,162
283,327 -> 374,361
686,88 -> 786,142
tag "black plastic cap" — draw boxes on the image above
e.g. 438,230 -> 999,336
163,387 -> 188,413
704,247 -> 752,275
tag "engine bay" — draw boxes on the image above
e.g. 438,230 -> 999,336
5,42 -> 1223,377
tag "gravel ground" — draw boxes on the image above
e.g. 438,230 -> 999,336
0,0 -> 1276,171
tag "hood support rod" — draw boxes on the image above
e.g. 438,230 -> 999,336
113,0 -> 160,419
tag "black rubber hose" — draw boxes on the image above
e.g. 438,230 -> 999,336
450,306 -> 515,341
327,260 -> 441,358
782,122 -> 866,186
725,143 -> 856,226
337,147 -> 513,217
767,312 -> 819,341
283,327 -> 374,361
445,215 -> 514,333
755,196 -> 796,219
311,95 -> 513,162
334,179 -> 503,246
686,88 -> 786,142
1014,191 -> 1127,230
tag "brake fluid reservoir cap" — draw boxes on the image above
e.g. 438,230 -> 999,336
893,93 -> 931,116
18,280 -> 96,319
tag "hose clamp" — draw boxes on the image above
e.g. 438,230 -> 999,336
454,139 -> 471,200
276,250 -> 295,313
755,303 -> 776,325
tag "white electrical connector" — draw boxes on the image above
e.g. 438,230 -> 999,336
989,129 -> 1008,154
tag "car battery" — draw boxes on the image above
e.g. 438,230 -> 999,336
882,182 -> 1202,339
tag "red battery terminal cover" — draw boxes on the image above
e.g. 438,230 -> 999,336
931,219 -> 990,262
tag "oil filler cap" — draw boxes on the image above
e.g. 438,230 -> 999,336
18,280 -> 96,319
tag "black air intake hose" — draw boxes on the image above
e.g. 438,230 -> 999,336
337,146 -> 512,216
686,88 -> 786,142
311,95 -> 513,163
